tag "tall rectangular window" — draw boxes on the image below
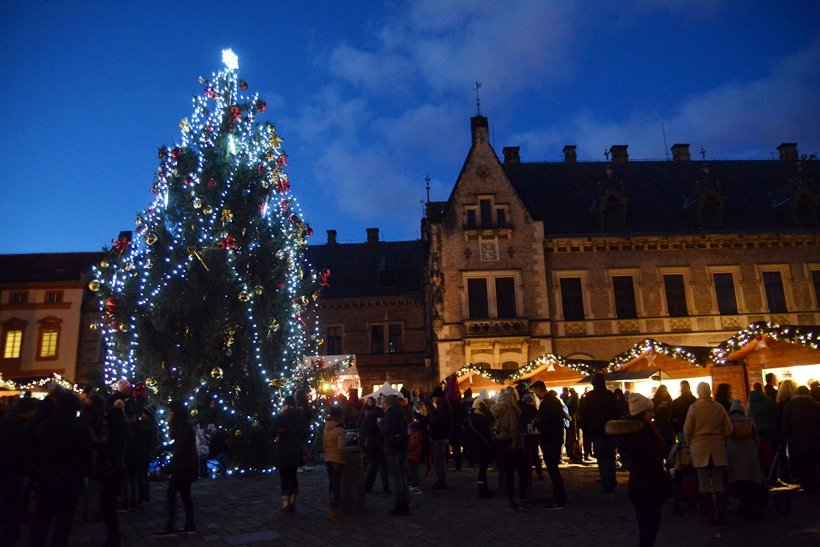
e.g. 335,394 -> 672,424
39,329 -> 58,358
479,199 -> 492,227
9,291 -> 27,305
812,270 -> 820,311
496,209 -> 507,227
388,324 -> 402,353
664,274 -> 688,317
325,326 -> 342,354
466,209 -> 477,228
560,277 -> 585,321
45,291 -> 63,304
468,278 -> 489,319
3,330 -> 22,359
495,277 -> 517,318
612,276 -> 637,319
370,325 -> 385,354
714,273 -> 738,315
762,271 -> 787,313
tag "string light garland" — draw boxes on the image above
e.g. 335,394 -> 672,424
0,373 -> 83,394
710,321 -> 820,365
510,353 -> 595,380
607,339 -> 705,372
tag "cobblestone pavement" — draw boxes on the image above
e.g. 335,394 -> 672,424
23,461 -> 820,547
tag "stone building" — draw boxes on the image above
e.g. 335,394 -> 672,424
424,115 -> 820,386
0,252 -> 103,384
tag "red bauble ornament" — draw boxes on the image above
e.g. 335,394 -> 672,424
320,268 -> 331,287
276,154 -> 288,167
276,178 -> 290,193
217,236 -> 237,250
208,178 -> 218,189
258,101 -> 266,112
239,80 -> 248,91
231,106 -> 241,121
184,175 -> 194,186
171,147 -> 182,159
205,87 -> 216,99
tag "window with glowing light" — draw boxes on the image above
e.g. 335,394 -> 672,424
3,329 -> 23,359
36,317 -> 61,361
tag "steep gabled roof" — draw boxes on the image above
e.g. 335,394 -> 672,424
306,240 -> 423,299
0,252 -> 103,284
503,160 -> 819,236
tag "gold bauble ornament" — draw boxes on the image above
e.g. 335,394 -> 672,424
145,234 -> 157,245
88,280 -> 101,292
193,197 -> 202,209
238,291 -> 251,302
221,209 -> 233,224
89,323 -> 98,331
146,377 -> 157,389
118,323 -> 127,332
124,262 -> 133,271
234,429 -> 243,439
190,408 -> 198,417
254,284 -> 263,295
99,260 -> 109,269
203,205 -> 213,215
210,367 -> 223,379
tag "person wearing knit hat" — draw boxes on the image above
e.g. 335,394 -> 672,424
605,390 -> 669,546
628,393 -> 653,416
684,381 -> 733,524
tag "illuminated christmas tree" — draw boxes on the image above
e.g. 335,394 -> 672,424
89,50 -> 331,465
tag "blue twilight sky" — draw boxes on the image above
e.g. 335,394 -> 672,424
1,1 -> 819,254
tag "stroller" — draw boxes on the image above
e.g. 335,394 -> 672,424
666,437 -> 700,516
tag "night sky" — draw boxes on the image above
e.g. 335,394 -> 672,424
1,0 -> 818,254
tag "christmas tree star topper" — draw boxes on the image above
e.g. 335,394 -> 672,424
222,48 -> 239,70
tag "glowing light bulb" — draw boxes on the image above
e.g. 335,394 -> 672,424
222,49 -> 239,70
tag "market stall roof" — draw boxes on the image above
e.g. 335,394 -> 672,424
455,364 -> 514,392
510,356 -> 607,388
608,338 -> 711,379
710,322 -> 820,365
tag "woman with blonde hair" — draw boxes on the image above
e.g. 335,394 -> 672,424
683,382 -> 732,524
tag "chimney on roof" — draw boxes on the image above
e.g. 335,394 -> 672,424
671,143 -> 691,163
563,145 -> 577,163
777,143 -> 798,161
609,145 -> 628,163
502,146 -> 520,164
471,116 -> 489,146
327,230 -> 337,245
366,228 -> 379,243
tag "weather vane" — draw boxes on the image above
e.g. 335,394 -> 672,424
700,145 -> 707,160
474,81 -> 482,116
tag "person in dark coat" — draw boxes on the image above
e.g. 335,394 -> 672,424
28,388 -> 92,547
135,405 -> 159,502
157,400 -> 198,535
764,373 -> 779,401
467,394 -> 496,498
652,385 -> 675,451
429,386 -> 452,489
359,397 -> 390,493
383,395 -> 410,516
782,385 -> 820,493
98,401 -> 128,547
607,393 -> 670,547
585,373 -> 620,492
273,396 -> 305,513
532,382 -> 568,509
78,388 -> 104,523
714,383 -> 733,413
670,380 -> 696,435
0,397 -> 38,546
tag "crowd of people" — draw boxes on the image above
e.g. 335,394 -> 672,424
272,372 -> 819,547
2,371 -> 818,547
